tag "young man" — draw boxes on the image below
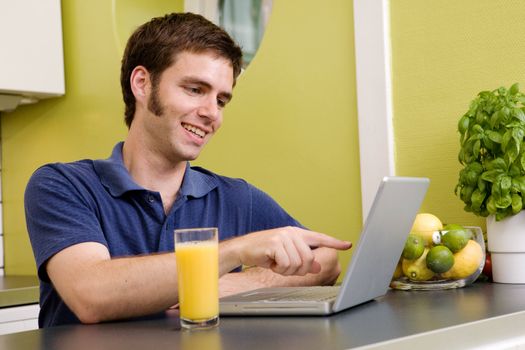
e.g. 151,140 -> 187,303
25,13 -> 351,328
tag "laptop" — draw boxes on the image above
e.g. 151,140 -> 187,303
220,176 -> 430,316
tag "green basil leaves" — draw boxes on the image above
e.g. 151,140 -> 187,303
456,83 -> 525,221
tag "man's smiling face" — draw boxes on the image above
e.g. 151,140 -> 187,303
140,50 -> 234,163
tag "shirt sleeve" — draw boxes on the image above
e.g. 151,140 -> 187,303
248,184 -> 305,232
24,165 -> 108,282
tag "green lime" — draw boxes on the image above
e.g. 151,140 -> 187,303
402,234 -> 425,260
443,223 -> 465,230
441,227 -> 471,253
426,246 -> 454,273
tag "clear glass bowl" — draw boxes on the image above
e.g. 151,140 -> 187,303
390,226 -> 485,290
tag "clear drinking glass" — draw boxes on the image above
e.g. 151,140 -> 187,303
174,227 -> 219,330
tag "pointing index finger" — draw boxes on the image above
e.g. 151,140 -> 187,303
301,230 -> 352,251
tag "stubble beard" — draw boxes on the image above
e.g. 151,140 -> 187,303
146,80 -> 201,163
148,80 -> 164,117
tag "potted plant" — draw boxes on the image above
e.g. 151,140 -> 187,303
455,83 -> 525,283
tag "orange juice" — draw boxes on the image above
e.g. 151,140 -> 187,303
176,241 -> 219,321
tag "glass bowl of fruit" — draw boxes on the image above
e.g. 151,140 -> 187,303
390,225 -> 485,290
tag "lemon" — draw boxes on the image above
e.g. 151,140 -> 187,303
441,227 -> 471,253
442,240 -> 484,279
426,246 -> 454,273
411,213 -> 443,246
402,234 -> 425,260
402,248 -> 435,281
393,259 -> 403,279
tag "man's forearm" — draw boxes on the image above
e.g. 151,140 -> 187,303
219,247 -> 341,297
49,251 -> 181,324
48,234 -> 253,324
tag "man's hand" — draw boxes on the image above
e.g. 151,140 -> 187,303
223,226 -> 351,276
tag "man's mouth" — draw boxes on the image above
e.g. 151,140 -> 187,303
182,123 -> 206,138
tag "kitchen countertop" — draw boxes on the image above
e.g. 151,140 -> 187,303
0,275 -> 39,308
2,282 -> 525,349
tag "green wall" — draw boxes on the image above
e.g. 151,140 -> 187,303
391,0 -> 525,229
1,0 -> 361,275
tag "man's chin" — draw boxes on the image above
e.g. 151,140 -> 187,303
173,143 -> 207,162
181,151 -> 201,162
164,151 -> 200,164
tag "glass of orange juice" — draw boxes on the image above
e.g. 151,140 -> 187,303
174,227 -> 219,330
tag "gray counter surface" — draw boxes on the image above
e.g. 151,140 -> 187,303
0,275 -> 39,308
1,282 -> 525,349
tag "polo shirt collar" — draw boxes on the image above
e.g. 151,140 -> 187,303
179,166 -> 218,198
93,142 -> 217,198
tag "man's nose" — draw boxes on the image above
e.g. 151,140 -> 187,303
197,97 -> 220,121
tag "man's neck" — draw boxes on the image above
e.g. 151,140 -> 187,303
122,136 -> 186,214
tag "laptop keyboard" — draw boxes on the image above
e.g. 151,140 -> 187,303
266,286 -> 340,302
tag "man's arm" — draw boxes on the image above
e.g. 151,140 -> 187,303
47,226 -> 351,323
46,242 -> 178,324
219,247 -> 341,298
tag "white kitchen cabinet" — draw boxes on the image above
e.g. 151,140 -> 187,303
0,304 -> 39,335
0,0 -> 64,111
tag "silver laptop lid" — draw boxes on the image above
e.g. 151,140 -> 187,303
333,176 -> 429,312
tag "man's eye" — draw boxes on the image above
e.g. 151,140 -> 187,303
217,98 -> 227,108
186,87 -> 201,94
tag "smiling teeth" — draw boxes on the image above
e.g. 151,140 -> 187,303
182,123 -> 206,138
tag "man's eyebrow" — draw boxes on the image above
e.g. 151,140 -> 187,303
180,76 -> 211,88
181,76 -> 232,101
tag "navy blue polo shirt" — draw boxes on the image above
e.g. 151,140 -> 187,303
25,142 -> 301,327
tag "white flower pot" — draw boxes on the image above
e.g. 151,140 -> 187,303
487,213 -> 525,284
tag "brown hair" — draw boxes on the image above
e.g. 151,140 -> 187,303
120,12 -> 243,128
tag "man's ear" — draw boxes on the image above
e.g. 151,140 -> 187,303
130,66 -> 150,102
